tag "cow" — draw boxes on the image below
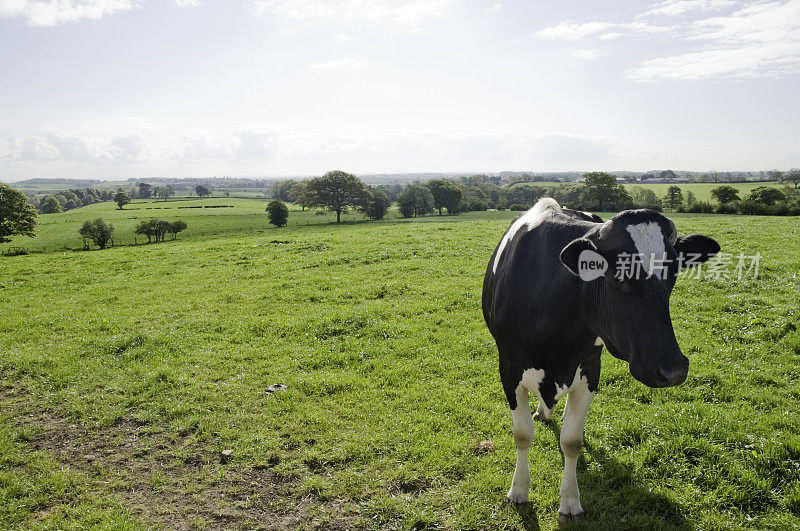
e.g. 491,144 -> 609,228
482,197 -> 719,521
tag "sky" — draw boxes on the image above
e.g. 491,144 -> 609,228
0,0 -> 798,181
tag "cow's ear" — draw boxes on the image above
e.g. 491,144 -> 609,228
674,235 -> 720,265
560,238 -> 598,276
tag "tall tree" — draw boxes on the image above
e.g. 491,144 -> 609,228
158,185 -> 174,202
138,182 -> 153,199
0,183 -> 38,243
305,170 -> 367,223
271,179 -> 296,201
426,179 -> 463,215
114,191 -> 130,210
662,186 -> 684,211
40,196 -> 62,214
785,168 -> 800,189
359,188 -> 390,220
397,184 -> 435,218
580,172 -> 629,211
195,185 -> 211,198
288,181 -> 312,210
710,185 -> 740,204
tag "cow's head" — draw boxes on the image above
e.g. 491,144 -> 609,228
559,209 -> 719,388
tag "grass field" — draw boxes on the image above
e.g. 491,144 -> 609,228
508,181 -> 786,202
1,200 -> 799,529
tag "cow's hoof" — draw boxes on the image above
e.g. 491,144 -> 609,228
506,489 -> 529,504
533,411 -> 550,423
557,511 -> 585,523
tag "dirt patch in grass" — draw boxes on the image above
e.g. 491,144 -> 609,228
1,383 -> 361,530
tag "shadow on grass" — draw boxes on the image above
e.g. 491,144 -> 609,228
512,421 -> 688,531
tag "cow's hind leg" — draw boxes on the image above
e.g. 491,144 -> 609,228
558,366 -> 597,522
507,383 -> 535,503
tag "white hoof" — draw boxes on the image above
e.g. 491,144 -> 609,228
506,487 -> 530,504
558,496 -> 584,521
558,511 -> 585,523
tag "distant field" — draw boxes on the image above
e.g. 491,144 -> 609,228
509,181 -> 785,202
1,205 -> 799,529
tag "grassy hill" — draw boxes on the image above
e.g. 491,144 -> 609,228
1,206 -> 799,529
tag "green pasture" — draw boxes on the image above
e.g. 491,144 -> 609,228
1,206 -> 799,529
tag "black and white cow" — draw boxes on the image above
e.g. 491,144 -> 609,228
482,198 -> 719,521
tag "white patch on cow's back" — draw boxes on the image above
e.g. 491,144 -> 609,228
626,221 -> 666,275
594,337 -> 604,347
493,198 -> 561,273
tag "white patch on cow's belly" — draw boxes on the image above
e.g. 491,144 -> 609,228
520,367 -> 546,398
626,221 -> 666,275
492,198 -> 560,273
594,337 -> 604,347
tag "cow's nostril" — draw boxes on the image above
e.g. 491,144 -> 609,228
658,367 -> 687,386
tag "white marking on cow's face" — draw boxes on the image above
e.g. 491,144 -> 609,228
626,221 -> 666,276
492,198 -> 560,273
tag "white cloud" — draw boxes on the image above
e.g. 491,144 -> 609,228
309,58 -> 366,69
250,0 -> 451,27
571,48 -> 608,60
535,0 -> 800,81
535,20 -> 668,40
174,0 -> 200,7
632,0 -> 800,80
638,0 -> 736,18
0,0 -> 134,27
485,3 -> 501,14
173,130 -> 278,162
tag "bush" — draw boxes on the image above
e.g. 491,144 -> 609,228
467,198 -> 489,211
687,201 -> 715,213
738,200 -> 766,215
79,218 -> 114,249
509,204 -> 529,211
266,201 -> 289,227
715,202 -> 738,214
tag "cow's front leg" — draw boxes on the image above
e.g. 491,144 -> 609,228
558,374 -> 595,522
507,384 -> 535,503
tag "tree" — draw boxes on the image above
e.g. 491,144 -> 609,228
0,183 -> 38,244
747,186 -> 785,206
710,185 -> 740,204
271,179 -> 296,201
288,181 -> 313,210
767,169 -> 784,182
785,168 -> 800,189
138,182 -> 153,199
114,191 -> 130,210
629,186 -> 662,211
684,190 -> 697,209
426,179 -> 463,215
661,186 -> 684,211
79,218 -> 114,249
135,219 -> 156,243
195,185 -> 211,198
305,170 -> 367,223
40,196 -> 63,214
397,184 -> 435,218
359,188 -> 390,220
157,185 -> 174,202
168,220 -> 187,239
580,172 -> 630,211
266,200 -> 289,227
